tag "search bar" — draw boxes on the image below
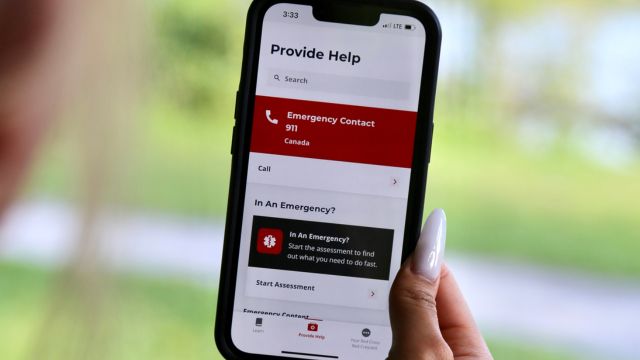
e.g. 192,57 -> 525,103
267,69 -> 410,100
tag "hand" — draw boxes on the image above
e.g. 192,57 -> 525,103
388,209 -> 493,359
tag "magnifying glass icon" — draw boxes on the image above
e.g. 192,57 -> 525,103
274,74 -> 280,81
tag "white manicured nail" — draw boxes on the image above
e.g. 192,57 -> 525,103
412,208 -> 446,282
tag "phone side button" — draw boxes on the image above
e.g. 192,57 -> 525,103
230,125 -> 238,155
427,122 -> 435,163
234,90 -> 241,121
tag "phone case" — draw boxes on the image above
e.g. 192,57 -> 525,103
215,1 -> 441,358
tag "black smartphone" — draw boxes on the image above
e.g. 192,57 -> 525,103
216,0 -> 441,358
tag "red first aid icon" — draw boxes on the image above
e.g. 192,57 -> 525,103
307,323 -> 318,332
256,228 -> 283,255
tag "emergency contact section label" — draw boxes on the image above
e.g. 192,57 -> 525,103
248,216 -> 394,280
251,96 -> 417,168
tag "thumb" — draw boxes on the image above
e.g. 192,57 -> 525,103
389,209 -> 449,359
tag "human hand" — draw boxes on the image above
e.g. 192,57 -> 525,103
388,209 -> 493,359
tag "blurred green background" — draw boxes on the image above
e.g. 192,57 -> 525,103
2,0 -> 639,359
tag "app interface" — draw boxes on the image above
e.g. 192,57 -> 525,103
231,3 -> 426,359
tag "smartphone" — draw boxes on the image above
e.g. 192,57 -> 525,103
216,0 -> 441,358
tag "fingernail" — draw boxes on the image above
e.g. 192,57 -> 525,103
412,208 -> 446,282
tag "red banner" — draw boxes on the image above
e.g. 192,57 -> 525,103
250,96 -> 417,168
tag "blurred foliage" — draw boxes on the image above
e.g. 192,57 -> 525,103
487,340 -> 580,360
474,0 -> 636,17
150,0 -> 244,115
0,262 -> 221,360
8,0 -> 640,359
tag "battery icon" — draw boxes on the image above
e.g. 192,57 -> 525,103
404,24 -> 416,30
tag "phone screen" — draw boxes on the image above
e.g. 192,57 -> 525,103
231,3 -> 427,358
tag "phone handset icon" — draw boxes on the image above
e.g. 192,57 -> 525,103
265,110 -> 279,125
